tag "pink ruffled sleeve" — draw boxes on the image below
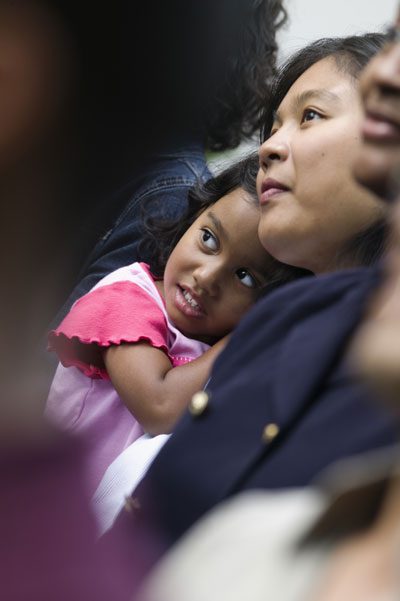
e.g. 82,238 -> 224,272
48,281 -> 169,379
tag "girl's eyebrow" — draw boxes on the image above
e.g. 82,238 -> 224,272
206,210 -> 227,240
273,88 -> 341,123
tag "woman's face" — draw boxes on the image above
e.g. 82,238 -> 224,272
257,56 -> 386,274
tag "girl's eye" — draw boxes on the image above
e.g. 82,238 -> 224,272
301,108 -> 322,124
200,228 -> 218,251
236,268 -> 257,289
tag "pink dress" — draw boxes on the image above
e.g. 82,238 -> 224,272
46,262 -> 209,495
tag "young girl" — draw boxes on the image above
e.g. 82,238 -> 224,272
46,153 -> 307,495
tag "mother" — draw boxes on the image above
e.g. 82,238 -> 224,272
113,33 -> 399,556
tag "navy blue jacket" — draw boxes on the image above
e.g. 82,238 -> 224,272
113,266 -> 399,554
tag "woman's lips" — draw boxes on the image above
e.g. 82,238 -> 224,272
362,112 -> 400,143
259,187 -> 288,205
259,179 -> 290,205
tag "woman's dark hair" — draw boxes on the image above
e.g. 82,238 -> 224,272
260,32 -> 389,268
336,218 -> 389,269
206,0 -> 288,151
140,152 -> 311,291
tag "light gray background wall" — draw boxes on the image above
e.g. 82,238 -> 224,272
278,0 -> 398,61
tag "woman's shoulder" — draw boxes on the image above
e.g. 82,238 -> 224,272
293,265 -> 378,291
232,266 -> 382,343
261,266 -> 381,311
210,266 -> 382,385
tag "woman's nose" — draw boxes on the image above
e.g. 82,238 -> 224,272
258,132 -> 290,170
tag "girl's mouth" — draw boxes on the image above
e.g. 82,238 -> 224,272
182,288 -> 200,309
174,285 -> 205,318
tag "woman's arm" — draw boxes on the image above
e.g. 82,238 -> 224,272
103,337 -> 228,435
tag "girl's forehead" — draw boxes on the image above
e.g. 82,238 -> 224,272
212,187 -> 257,212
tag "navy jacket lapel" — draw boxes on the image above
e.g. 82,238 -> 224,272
272,268 -> 380,426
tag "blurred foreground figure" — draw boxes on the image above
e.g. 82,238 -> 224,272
0,1 -> 255,598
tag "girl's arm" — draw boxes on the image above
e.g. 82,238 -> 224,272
103,336 -> 228,435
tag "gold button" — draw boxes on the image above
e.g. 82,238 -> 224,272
189,390 -> 209,416
262,423 -> 280,442
124,496 -> 141,513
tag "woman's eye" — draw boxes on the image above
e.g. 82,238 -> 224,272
236,268 -> 257,289
200,229 -> 218,251
301,108 -> 322,123
268,123 -> 279,138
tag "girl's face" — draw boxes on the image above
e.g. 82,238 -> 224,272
161,188 -> 273,343
256,56 -> 386,274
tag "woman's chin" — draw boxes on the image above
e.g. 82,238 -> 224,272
258,220 -> 299,265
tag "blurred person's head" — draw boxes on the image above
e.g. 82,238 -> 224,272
205,0 -> 287,151
0,0 -> 78,423
0,1 -> 77,315
0,1 -> 75,175
256,34 -> 388,274
353,7 -> 400,201
349,5 -> 400,407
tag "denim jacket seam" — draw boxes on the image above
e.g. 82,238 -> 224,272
107,178 -> 195,233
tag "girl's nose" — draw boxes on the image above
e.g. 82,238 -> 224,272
258,132 -> 290,171
193,261 -> 222,296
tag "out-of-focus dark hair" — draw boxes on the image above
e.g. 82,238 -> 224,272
50,0 -> 287,155
140,152 -> 311,292
206,0 -> 288,151
260,33 -> 389,268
